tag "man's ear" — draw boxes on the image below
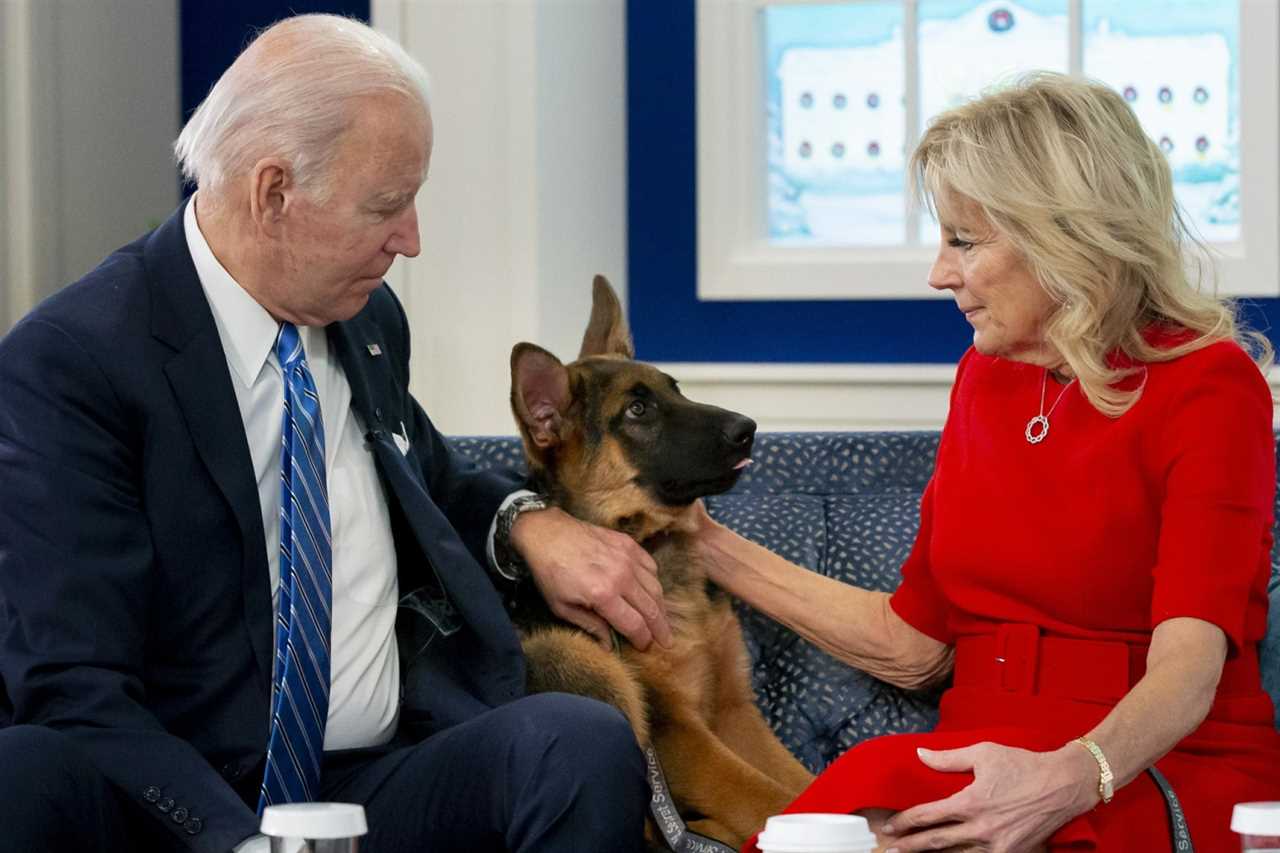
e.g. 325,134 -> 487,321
577,275 -> 634,360
511,343 -> 570,449
247,158 -> 293,236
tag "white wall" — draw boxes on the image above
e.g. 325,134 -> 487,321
1,0 -> 179,335
0,5 -> 10,332
372,0 -> 627,436
51,1 -> 180,284
373,0 -> 959,435
2,0 -> 949,434
533,3 -> 629,364
4,3 -> 1273,433
375,2 -> 1280,434
1,0 -> 632,435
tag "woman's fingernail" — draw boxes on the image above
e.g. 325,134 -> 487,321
886,848 -> 900,853
882,824 -> 895,835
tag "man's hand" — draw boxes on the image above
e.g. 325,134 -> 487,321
510,507 -> 672,651
878,742 -> 1098,853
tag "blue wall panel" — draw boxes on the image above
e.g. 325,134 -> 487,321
180,1 -> 370,126
626,0 -> 1279,364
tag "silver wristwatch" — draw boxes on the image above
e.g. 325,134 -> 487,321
494,493 -> 551,580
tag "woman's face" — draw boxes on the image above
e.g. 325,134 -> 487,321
928,190 -> 1062,368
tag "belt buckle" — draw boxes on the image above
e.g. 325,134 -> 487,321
995,623 -> 1040,694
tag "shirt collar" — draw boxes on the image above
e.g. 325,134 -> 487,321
184,195 -> 281,388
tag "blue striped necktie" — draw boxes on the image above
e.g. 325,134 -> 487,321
258,322 -> 332,814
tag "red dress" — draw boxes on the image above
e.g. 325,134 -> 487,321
744,335 -> 1280,852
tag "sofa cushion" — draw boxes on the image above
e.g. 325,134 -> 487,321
708,491 -> 943,771
453,431 -> 1280,769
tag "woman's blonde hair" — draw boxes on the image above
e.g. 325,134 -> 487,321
909,71 -> 1271,416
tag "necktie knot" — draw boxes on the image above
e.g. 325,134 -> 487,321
276,322 -> 305,370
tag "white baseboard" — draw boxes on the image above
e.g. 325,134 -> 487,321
656,362 -> 1280,432
653,363 -> 956,431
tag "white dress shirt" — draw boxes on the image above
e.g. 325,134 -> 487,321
184,197 -> 400,751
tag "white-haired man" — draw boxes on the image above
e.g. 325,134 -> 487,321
0,14 -> 662,853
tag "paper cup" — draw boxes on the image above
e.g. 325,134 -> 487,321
261,803 -> 368,853
756,813 -> 877,853
1233,802 -> 1280,852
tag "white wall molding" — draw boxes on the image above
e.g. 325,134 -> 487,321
697,0 -> 1280,301
695,0 -> 950,302
655,362 -> 955,432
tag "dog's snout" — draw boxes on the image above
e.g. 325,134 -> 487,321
721,415 -> 756,448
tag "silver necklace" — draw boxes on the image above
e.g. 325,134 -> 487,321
1025,369 -> 1076,444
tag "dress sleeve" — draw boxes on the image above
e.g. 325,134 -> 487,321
888,348 -> 976,645
890,477 -> 955,644
1150,343 -> 1275,653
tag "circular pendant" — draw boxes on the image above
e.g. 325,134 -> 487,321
1025,415 -> 1049,444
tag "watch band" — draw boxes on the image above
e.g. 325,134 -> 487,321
1074,737 -> 1114,804
494,493 -> 551,580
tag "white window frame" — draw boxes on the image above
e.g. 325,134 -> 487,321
697,0 -> 1280,300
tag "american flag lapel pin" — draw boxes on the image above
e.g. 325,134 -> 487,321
366,343 -> 383,356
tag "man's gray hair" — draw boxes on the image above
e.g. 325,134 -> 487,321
174,14 -> 431,200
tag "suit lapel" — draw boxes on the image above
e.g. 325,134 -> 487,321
146,203 -> 274,692
329,315 -> 521,671
328,318 -> 390,440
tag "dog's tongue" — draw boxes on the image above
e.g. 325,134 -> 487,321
733,458 -> 753,470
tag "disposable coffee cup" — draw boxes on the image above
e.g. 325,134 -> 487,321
757,813 -> 877,853
1233,802 -> 1280,853
260,803 -> 368,853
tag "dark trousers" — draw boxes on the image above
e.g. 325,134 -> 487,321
0,692 -> 648,853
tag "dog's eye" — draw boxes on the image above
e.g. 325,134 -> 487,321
626,400 -> 647,418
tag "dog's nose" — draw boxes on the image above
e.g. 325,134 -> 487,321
721,415 -> 756,448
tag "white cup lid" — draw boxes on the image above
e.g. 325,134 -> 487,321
260,803 -> 368,839
1233,802 -> 1280,834
756,813 -> 878,852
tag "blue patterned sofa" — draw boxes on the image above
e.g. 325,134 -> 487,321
454,431 -> 1280,772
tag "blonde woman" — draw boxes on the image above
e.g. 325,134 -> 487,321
700,73 -> 1280,852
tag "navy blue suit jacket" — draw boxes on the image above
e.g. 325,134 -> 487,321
0,203 -> 527,852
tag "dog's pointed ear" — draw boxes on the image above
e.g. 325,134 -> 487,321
511,343 -> 570,448
578,275 -> 634,360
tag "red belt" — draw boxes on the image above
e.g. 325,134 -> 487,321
953,624 -> 1148,703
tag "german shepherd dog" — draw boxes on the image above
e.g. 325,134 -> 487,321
507,277 -> 813,848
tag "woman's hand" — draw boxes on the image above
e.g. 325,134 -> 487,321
879,742 -> 1099,853
685,500 -> 733,585
687,499 -> 720,536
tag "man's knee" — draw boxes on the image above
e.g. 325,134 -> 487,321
516,692 -> 643,767
504,692 -> 646,799
500,694 -> 647,852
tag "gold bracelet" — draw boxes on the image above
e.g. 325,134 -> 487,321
1074,737 -> 1114,804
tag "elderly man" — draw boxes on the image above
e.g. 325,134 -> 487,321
0,14 -> 663,853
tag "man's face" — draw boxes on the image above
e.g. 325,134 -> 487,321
273,94 -> 431,326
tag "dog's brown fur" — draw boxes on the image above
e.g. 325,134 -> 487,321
508,276 -> 813,848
